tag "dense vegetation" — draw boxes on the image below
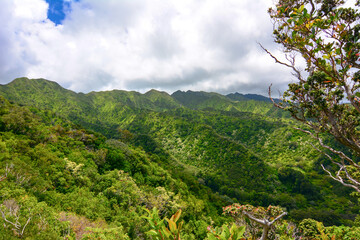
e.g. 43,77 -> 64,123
0,94 -> 231,239
0,78 -> 360,239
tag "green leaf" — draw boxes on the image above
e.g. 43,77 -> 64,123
167,219 -> 177,232
172,209 -> 182,223
207,234 -> 218,240
299,5 -> 305,13
146,230 -> 159,236
237,226 -> 246,238
223,224 -> 230,238
162,227 -> 171,238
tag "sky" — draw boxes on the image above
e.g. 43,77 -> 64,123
0,0 -> 296,95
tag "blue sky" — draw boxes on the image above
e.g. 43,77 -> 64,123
0,0 -> 296,95
45,0 -> 71,25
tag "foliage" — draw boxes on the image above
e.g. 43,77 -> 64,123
268,0 -> 360,191
298,218 -> 360,240
143,208 -> 184,240
81,226 -> 130,240
0,95 -> 224,239
1,78 -> 360,238
1,78 -> 356,220
206,223 -> 246,240
298,218 -> 322,239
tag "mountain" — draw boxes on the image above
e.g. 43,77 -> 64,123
0,78 -> 181,112
0,78 -> 282,117
0,78 -> 358,228
172,90 -> 233,109
0,78 -> 182,136
88,88 -> 181,112
172,90 -> 286,117
0,95 -> 229,239
226,92 -> 278,102
144,89 -> 181,109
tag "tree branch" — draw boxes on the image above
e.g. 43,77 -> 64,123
259,43 -> 305,82
20,210 -> 32,236
242,211 -> 266,226
321,164 -> 360,192
269,212 -> 288,225
268,84 -> 285,109
294,127 -> 360,168
295,127 -> 360,192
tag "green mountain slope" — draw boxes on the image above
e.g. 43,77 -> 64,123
0,79 -> 279,194
88,88 -> 181,112
119,110 -> 274,193
172,90 -> 233,110
226,92 -> 277,102
0,95 -> 232,239
0,78 -> 358,227
172,90 -> 287,117
0,78 -> 181,136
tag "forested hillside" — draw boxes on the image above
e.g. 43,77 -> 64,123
1,78 -> 360,239
0,94 -> 233,239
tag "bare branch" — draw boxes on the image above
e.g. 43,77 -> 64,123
310,141 -> 360,189
309,0 -> 316,15
295,127 -> 360,192
259,43 -> 305,82
268,84 -> 285,109
242,210 -> 287,226
20,208 -> 32,236
0,203 -> 33,237
321,164 -> 360,192
269,212 -> 288,225
0,208 -> 17,228
242,211 -> 266,226
294,127 -> 360,168
343,166 -> 360,187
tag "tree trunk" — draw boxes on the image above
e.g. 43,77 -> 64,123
261,225 -> 270,240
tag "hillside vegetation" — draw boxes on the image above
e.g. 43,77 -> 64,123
0,78 -> 359,239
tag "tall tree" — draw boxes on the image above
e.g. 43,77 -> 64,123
265,0 -> 360,191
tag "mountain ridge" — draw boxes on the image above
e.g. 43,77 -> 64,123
0,77 -> 356,227
1,77 -> 275,105
0,77 -> 286,120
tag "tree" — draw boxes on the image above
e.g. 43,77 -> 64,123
0,199 -> 32,237
223,204 -> 287,240
265,0 -> 360,192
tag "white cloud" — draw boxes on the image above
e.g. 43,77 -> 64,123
0,0 -> 294,95
14,0 -> 48,20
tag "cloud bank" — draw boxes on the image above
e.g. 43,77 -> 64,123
0,0 -> 294,95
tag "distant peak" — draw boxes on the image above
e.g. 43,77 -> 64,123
4,77 -> 74,95
226,92 -> 276,103
145,89 -> 170,96
146,89 -> 160,94
171,90 -> 184,94
10,77 -> 60,86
